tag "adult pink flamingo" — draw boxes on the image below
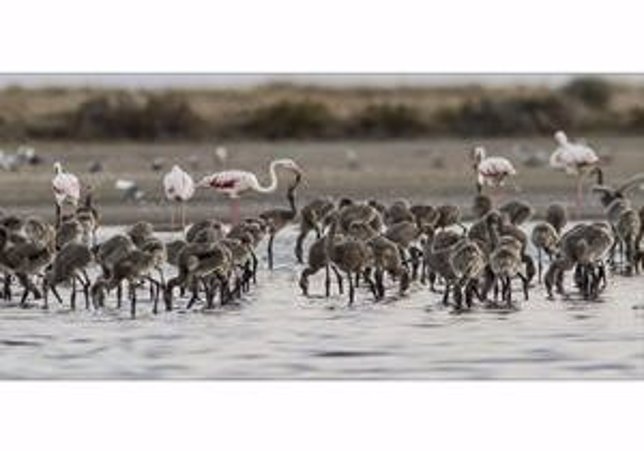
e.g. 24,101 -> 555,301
471,146 -> 517,196
163,164 -> 195,232
52,161 -> 80,227
197,158 -> 303,224
549,130 -> 601,218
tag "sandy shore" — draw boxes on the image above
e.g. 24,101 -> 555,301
1,137 -> 642,226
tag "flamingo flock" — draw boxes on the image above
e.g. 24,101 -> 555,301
0,130 -> 642,319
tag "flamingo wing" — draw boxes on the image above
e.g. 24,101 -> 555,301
52,172 -> 80,205
203,170 -> 253,195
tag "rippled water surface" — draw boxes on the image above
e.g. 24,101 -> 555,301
1,225 -> 643,379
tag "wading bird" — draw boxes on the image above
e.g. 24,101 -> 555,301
163,165 -> 195,233
471,146 -> 517,195
52,162 -> 80,228
197,158 -> 303,224
549,130 -> 602,217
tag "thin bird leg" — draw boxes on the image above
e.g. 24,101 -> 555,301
250,250 -> 258,284
3,273 -> 11,301
347,271 -> 355,307
42,279 -> 49,309
70,275 -> 77,310
576,174 -> 583,220
324,264 -> 331,297
230,197 -> 240,225
51,284 -> 64,305
74,275 -> 90,310
145,276 -> 161,306
517,273 -> 529,301
130,280 -> 137,319
55,203 -> 61,229
170,204 -> 176,234
361,269 -> 378,300
267,233 -> 275,270
181,202 -> 186,235
442,283 -> 451,306
295,226 -> 310,264
331,265 -> 344,295
156,267 -> 165,287
537,248 -> 543,284
17,274 -> 31,307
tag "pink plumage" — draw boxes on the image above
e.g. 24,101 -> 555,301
197,158 -> 303,224
52,161 -> 80,207
472,147 -> 517,189
163,165 -> 195,202
550,130 -> 599,174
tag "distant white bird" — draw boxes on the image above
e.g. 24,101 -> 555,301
163,165 -> 195,232
549,130 -> 601,216
214,146 -> 228,166
115,179 -> 144,202
197,158 -> 302,224
0,150 -> 18,171
471,146 -> 517,194
346,149 -> 360,170
52,161 -> 81,227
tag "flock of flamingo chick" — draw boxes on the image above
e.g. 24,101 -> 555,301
1,130 -> 643,318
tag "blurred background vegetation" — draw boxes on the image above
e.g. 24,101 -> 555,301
1,77 -> 644,141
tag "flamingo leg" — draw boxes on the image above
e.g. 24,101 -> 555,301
170,204 -> 176,233
575,174 -> 583,219
230,197 -> 240,225
181,202 -> 186,234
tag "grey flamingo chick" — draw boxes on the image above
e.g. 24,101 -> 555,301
94,234 -> 136,308
488,235 -> 529,308
325,213 -> 377,306
44,243 -> 93,310
450,237 -> 487,310
75,190 -> 100,246
531,221 -> 559,283
384,220 -> 421,278
56,218 -> 83,250
164,241 -> 233,311
435,204 -> 463,230
347,221 -> 409,300
499,199 -> 533,226
295,196 -> 334,264
220,233 -> 256,297
259,173 -> 301,270
545,223 -> 614,300
410,204 -> 439,229
0,226 -> 55,306
530,204 -> 567,283
338,201 -> 383,235
545,203 -> 568,235
92,248 -> 162,318
299,234 -> 344,297
471,194 -> 493,219
127,221 -> 155,248
186,219 -> 224,243
423,227 -> 460,300
384,200 -> 415,226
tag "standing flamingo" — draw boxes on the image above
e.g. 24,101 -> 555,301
470,146 -> 517,195
549,130 -> 601,218
163,165 -> 195,233
52,161 -> 80,228
197,158 -> 302,224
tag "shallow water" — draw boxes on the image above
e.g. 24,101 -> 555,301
0,225 -> 643,379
